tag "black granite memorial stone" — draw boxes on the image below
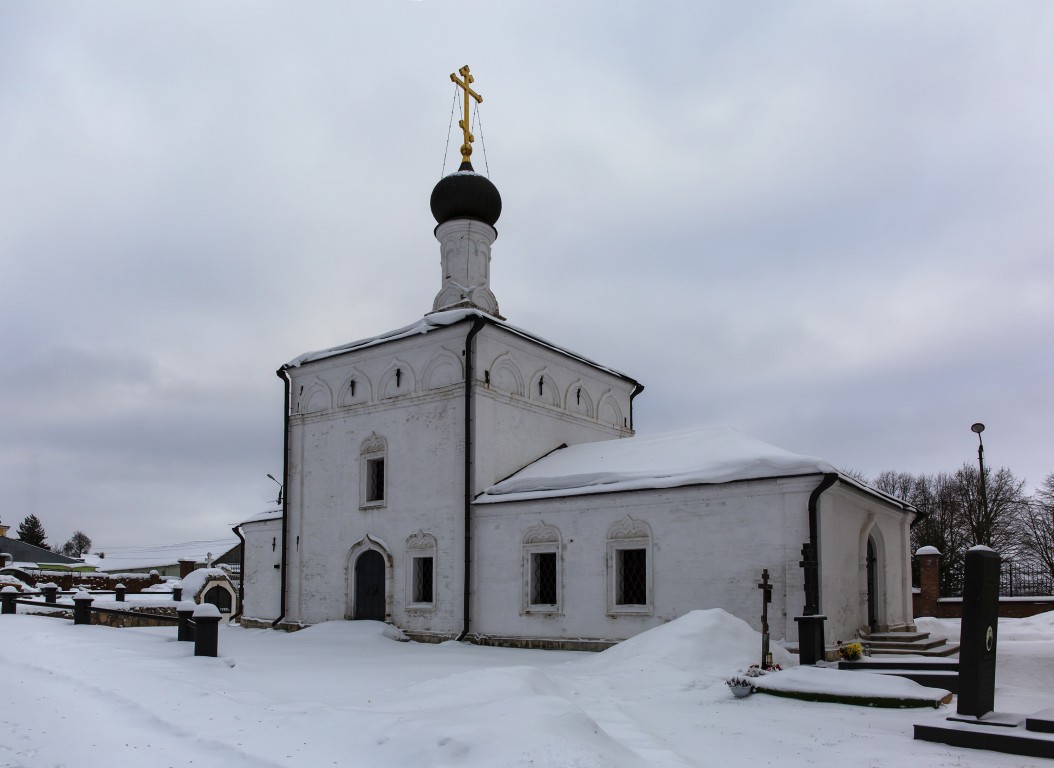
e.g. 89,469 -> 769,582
957,547 -> 1001,718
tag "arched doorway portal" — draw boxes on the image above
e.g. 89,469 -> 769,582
354,549 -> 386,621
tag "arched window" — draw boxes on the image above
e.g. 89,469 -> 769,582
405,531 -> 437,609
606,516 -> 652,615
360,434 -> 387,509
522,522 -> 561,614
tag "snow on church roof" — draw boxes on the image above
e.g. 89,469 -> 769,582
281,308 -> 638,383
84,537 -> 240,573
477,425 -> 906,507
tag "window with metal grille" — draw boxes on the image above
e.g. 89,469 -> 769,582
616,548 -> 647,605
412,556 -> 433,604
530,552 -> 557,605
365,457 -> 385,503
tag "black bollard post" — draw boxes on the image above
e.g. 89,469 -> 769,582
115,584 -> 126,602
1,586 -> 17,614
176,601 -> 196,642
193,603 -> 222,657
42,583 -> 59,604
73,591 -> 94,625
172,583 -> 183,602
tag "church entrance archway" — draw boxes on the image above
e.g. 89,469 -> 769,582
354,550 -> 386,621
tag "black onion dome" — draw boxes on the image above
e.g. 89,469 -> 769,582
430,161 -> 502,227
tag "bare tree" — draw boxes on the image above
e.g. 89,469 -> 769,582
952,463 -> 1027,555
59,531 -> 93,558
1018,472 -> 1054,578
874,470 -> 970,595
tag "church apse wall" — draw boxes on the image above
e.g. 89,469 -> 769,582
818,484 -> 915,641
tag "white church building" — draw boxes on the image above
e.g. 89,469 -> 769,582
240,76 -> 918,652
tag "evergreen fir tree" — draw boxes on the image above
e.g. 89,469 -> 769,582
16,514 -> 49,549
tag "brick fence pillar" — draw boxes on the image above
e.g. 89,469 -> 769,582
915,546 -> 942,618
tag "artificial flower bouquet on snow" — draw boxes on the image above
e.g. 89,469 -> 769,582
837,641 -> 864,661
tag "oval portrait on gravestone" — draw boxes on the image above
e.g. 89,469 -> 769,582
985,626 -> 993,652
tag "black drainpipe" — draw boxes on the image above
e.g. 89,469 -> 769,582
803,472 -> 838,615
457,316 -> 488,641
271,367 -> 291,629
628,382 -> 645,430
231,522 -> 246,624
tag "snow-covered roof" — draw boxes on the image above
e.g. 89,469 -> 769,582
477,425 -> 910,509
85,538 -> 240,573
179,567 -> 231,598
238,509 -> 283,526
281,308 -> 638,384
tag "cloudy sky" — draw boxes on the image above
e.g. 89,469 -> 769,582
2,2 -> 1051,549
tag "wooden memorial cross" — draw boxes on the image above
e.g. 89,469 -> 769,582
759,569 -> 773,668
450,65 -> 483,163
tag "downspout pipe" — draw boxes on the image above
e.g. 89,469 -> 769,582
803,472 -> 838,615
457,316 -> 488,641
272,367 -> 291,629
795,472 -> 838,664
231,523 -> 245,625
628,383 -> 645,431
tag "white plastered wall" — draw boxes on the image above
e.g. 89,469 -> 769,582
472,477 -> 816,644
239,517 -> 283,622
817,483 -> 915,643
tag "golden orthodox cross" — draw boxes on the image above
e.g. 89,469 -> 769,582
450,65 -> 483,164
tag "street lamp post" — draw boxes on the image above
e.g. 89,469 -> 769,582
970,423 -> 990,543
262,469 -> 280,505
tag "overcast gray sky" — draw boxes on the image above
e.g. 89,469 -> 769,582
2,2 -> 1051,549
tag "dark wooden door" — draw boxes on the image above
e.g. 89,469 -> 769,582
354,550 -> 385,620
866,538 -> 877,631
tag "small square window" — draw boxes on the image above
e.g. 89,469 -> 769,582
412,556 -> 433,604
530,552 -> 557,606
365,457 -> 385,503
616,548 -> 647,606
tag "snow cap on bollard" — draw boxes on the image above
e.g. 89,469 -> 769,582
193,603 -> 222,619
73,590 -> 92,600
1,586 -> 17,594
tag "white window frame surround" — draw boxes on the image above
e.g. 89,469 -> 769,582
521,521 -> 562,615
606,516 -> 653,616
405,530 -> 437,611
359,433 -> 387,510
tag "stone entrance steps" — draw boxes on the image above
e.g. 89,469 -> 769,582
839,658 -> 960,693
860,629 -> 960,657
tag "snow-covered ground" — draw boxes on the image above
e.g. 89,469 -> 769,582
1,609 -> 1052,767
